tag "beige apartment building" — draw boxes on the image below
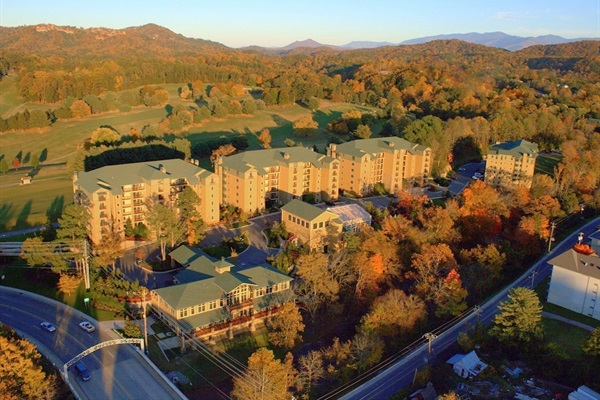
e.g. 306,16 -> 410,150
327,137 -> 431,196
73,159 -> 221,244
484,140 -> 538,188
281,199 -> 342,250
215,147 -> 340,214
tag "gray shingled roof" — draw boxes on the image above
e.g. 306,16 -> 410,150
281,199 -> 332,221
334,137 -> 427,159
220,146 -> 336,175
74,159 -> 212,195
487,140 -> 539,158
548,248 -> 600,279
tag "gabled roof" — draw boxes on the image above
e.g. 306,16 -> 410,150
548,248 -> 600,279
487,140 -> 539,158
447,350 -> 487,376
334,137 -> 428,159
74,159 -> 215,195
154,245 -> 292,310
281,199 -> 337,222
220,146 -> 337,175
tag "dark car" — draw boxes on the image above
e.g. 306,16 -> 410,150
73,361 -> 91,381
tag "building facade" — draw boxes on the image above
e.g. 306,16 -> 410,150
327,137 -> 431,196
215,147 -> 340,214
280,199 -> 343,250
547,247 -> 600,321
484,140 -> 539,188
150,245 -> 293,340
73,159 -> 221,244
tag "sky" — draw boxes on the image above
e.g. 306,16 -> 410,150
1,0 -> 599,48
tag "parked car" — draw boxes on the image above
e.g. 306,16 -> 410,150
79,321 -> 95,333
73,361 -> 91,381
40,321 -> 56,332
458,167 -> 466,171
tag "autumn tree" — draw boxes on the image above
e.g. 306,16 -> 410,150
459,244 -> 505,301
295,252 -> 339,320
145,199 -> 185,261
176,187 -> 205,245
0,329 -> 58,400
268,301 -> 305,350
94,218 -> 124,272
70,99 -> 92,118
210,143 -> 236,162
231,348 -> 295,400
354,124 -> 372,139
308,97 -> 320,111
297,351 -> 324,396
12,157 -> 21,171
349,332 -> 384,372
434,269 -> 468,318
293,115 -> 318,137
360,289 -> 426,337
407,243 -> 458,301
58,273 -> 81,295
490,287 -> 543,347
258,128 -> 272,149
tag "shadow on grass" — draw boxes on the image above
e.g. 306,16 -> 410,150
15,200 -> 32,229
0,203 -> 15,231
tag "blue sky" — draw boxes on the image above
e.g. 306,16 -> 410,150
1,0 -> 598,47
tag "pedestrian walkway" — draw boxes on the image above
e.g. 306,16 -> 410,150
542,311 -> 597,332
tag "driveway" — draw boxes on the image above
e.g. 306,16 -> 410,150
448,161 -> 485,196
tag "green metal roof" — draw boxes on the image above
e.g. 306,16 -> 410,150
334,137 -> 428,158
177,307 -> 231,332
281,199 -> 335,221
74,159 -> 213,195
155,245 -> 292,310
220,146 -> 336,175
487,140 -> 539,158
253,290 -> 295,311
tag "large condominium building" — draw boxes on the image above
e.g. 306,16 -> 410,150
484,140 -> 539,189
327,137 -> 431,196
73,159 -> 221,244
215,147 -> 340,214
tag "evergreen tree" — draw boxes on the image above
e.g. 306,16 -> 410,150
490,287 -> 543,346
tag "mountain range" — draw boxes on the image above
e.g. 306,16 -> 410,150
249,31 -> 595,52
0,24 -> 596,58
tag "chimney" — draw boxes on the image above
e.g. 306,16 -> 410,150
159,164 -> 166,174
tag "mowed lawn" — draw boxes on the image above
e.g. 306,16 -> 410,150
0,164 -> 73,229
0,83 -> 375,231
535,153 -> 562,176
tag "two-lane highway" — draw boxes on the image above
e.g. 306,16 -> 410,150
0,287 -> 186,400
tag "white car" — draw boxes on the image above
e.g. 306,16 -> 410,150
40,321 -> 56,332
473,172 -> 483,178
458,167 -> 466,171
79,321 -> 95,333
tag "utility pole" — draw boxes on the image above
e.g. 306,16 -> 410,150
547,221 -> 556,253
82,240 -> 90,290
423,332 -> 437,362
139,286 -> 149,354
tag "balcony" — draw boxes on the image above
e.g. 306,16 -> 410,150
227,299 -> 253,312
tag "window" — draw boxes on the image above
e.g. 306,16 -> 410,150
313,223 -> 317,229
319,222 -> 323,228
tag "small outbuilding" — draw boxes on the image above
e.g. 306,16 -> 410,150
446,350 -> 487,379
326,203 -> 372,232
20,175 -> 32,185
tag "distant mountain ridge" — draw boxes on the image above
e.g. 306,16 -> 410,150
256,32 -> 596,52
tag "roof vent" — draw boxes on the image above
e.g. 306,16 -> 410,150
159,164 -> 166,174
283,152 -> 290,160
389,142 -> 395,147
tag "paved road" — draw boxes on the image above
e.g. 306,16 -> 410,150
448,161 -> 485,196
339,216 -> 600,400
0,287 -> 186,400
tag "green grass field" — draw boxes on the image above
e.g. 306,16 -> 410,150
535,153 -> 562,176
0,80 -> 376,231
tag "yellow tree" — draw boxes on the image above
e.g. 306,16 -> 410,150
258,128 -> 272,149
360,289 -> 427,337
231,348 -> 295,400
268,302 -> 305,350
293,116 -> 318,137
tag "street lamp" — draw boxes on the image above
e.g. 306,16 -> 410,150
578,232 -> 584,245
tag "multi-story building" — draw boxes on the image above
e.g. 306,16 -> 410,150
151,245 -> 293,341
327,137 -> 431,196
547,244 -> 600,321
484,140 -> 539,188
215,147 -> 340,214
281,199 -> 343,251
73,159 -> 221,244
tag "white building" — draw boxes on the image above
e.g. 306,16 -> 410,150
547,247 -> 600,321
